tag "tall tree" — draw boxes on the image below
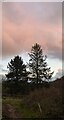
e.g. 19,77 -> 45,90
28,43 -> 54,84
6,56 -> 27,83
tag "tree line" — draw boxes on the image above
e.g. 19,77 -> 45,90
3,43 -> 54,96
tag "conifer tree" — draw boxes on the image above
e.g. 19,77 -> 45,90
28,43 -> 54,84
6,56 -> 27,83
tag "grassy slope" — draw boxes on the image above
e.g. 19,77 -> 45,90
2,77 -> 64,118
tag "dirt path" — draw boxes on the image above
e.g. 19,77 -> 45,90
2,103 -> 21,118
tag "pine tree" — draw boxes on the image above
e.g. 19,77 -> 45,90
28,43 -> 54,84
6,55 -> 27,83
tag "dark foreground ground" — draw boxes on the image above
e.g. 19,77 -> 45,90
2,76 -> 64,119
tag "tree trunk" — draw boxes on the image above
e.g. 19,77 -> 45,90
36,57 -> 38,85
37,72 -> 38,85
15,70 -> 19,93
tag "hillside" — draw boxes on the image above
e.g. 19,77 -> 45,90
2,76 -> 64,119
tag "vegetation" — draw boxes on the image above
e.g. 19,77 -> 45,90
5,56 -> 28,93
2,43 -> 63,119
6,55 -> 27,82
2,77 -> 64,119
3,43 -> 54,96
28,43 -> 53,84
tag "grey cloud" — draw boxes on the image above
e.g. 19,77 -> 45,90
2,2 -> 62,61
54,69 -> 64,79
3,2 -> 62,25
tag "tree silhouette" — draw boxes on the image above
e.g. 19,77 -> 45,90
6,56 -> 27,83
28,43 -> 54,84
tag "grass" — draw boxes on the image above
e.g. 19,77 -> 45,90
2,77 -> 64,118
2,87 -> 63,118
3,97 -> 40,118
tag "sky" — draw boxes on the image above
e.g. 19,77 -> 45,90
0,2 -> 63,80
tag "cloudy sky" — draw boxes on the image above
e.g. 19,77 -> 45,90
0,2 -> 63,79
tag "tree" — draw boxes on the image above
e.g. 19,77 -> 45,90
28,43 -> 54,84
6,55 -> 27,83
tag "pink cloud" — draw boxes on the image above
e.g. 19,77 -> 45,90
2,3 -> 62,60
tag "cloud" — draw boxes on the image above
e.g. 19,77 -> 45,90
54,68 -> 64,79
2,2 -> 62,60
